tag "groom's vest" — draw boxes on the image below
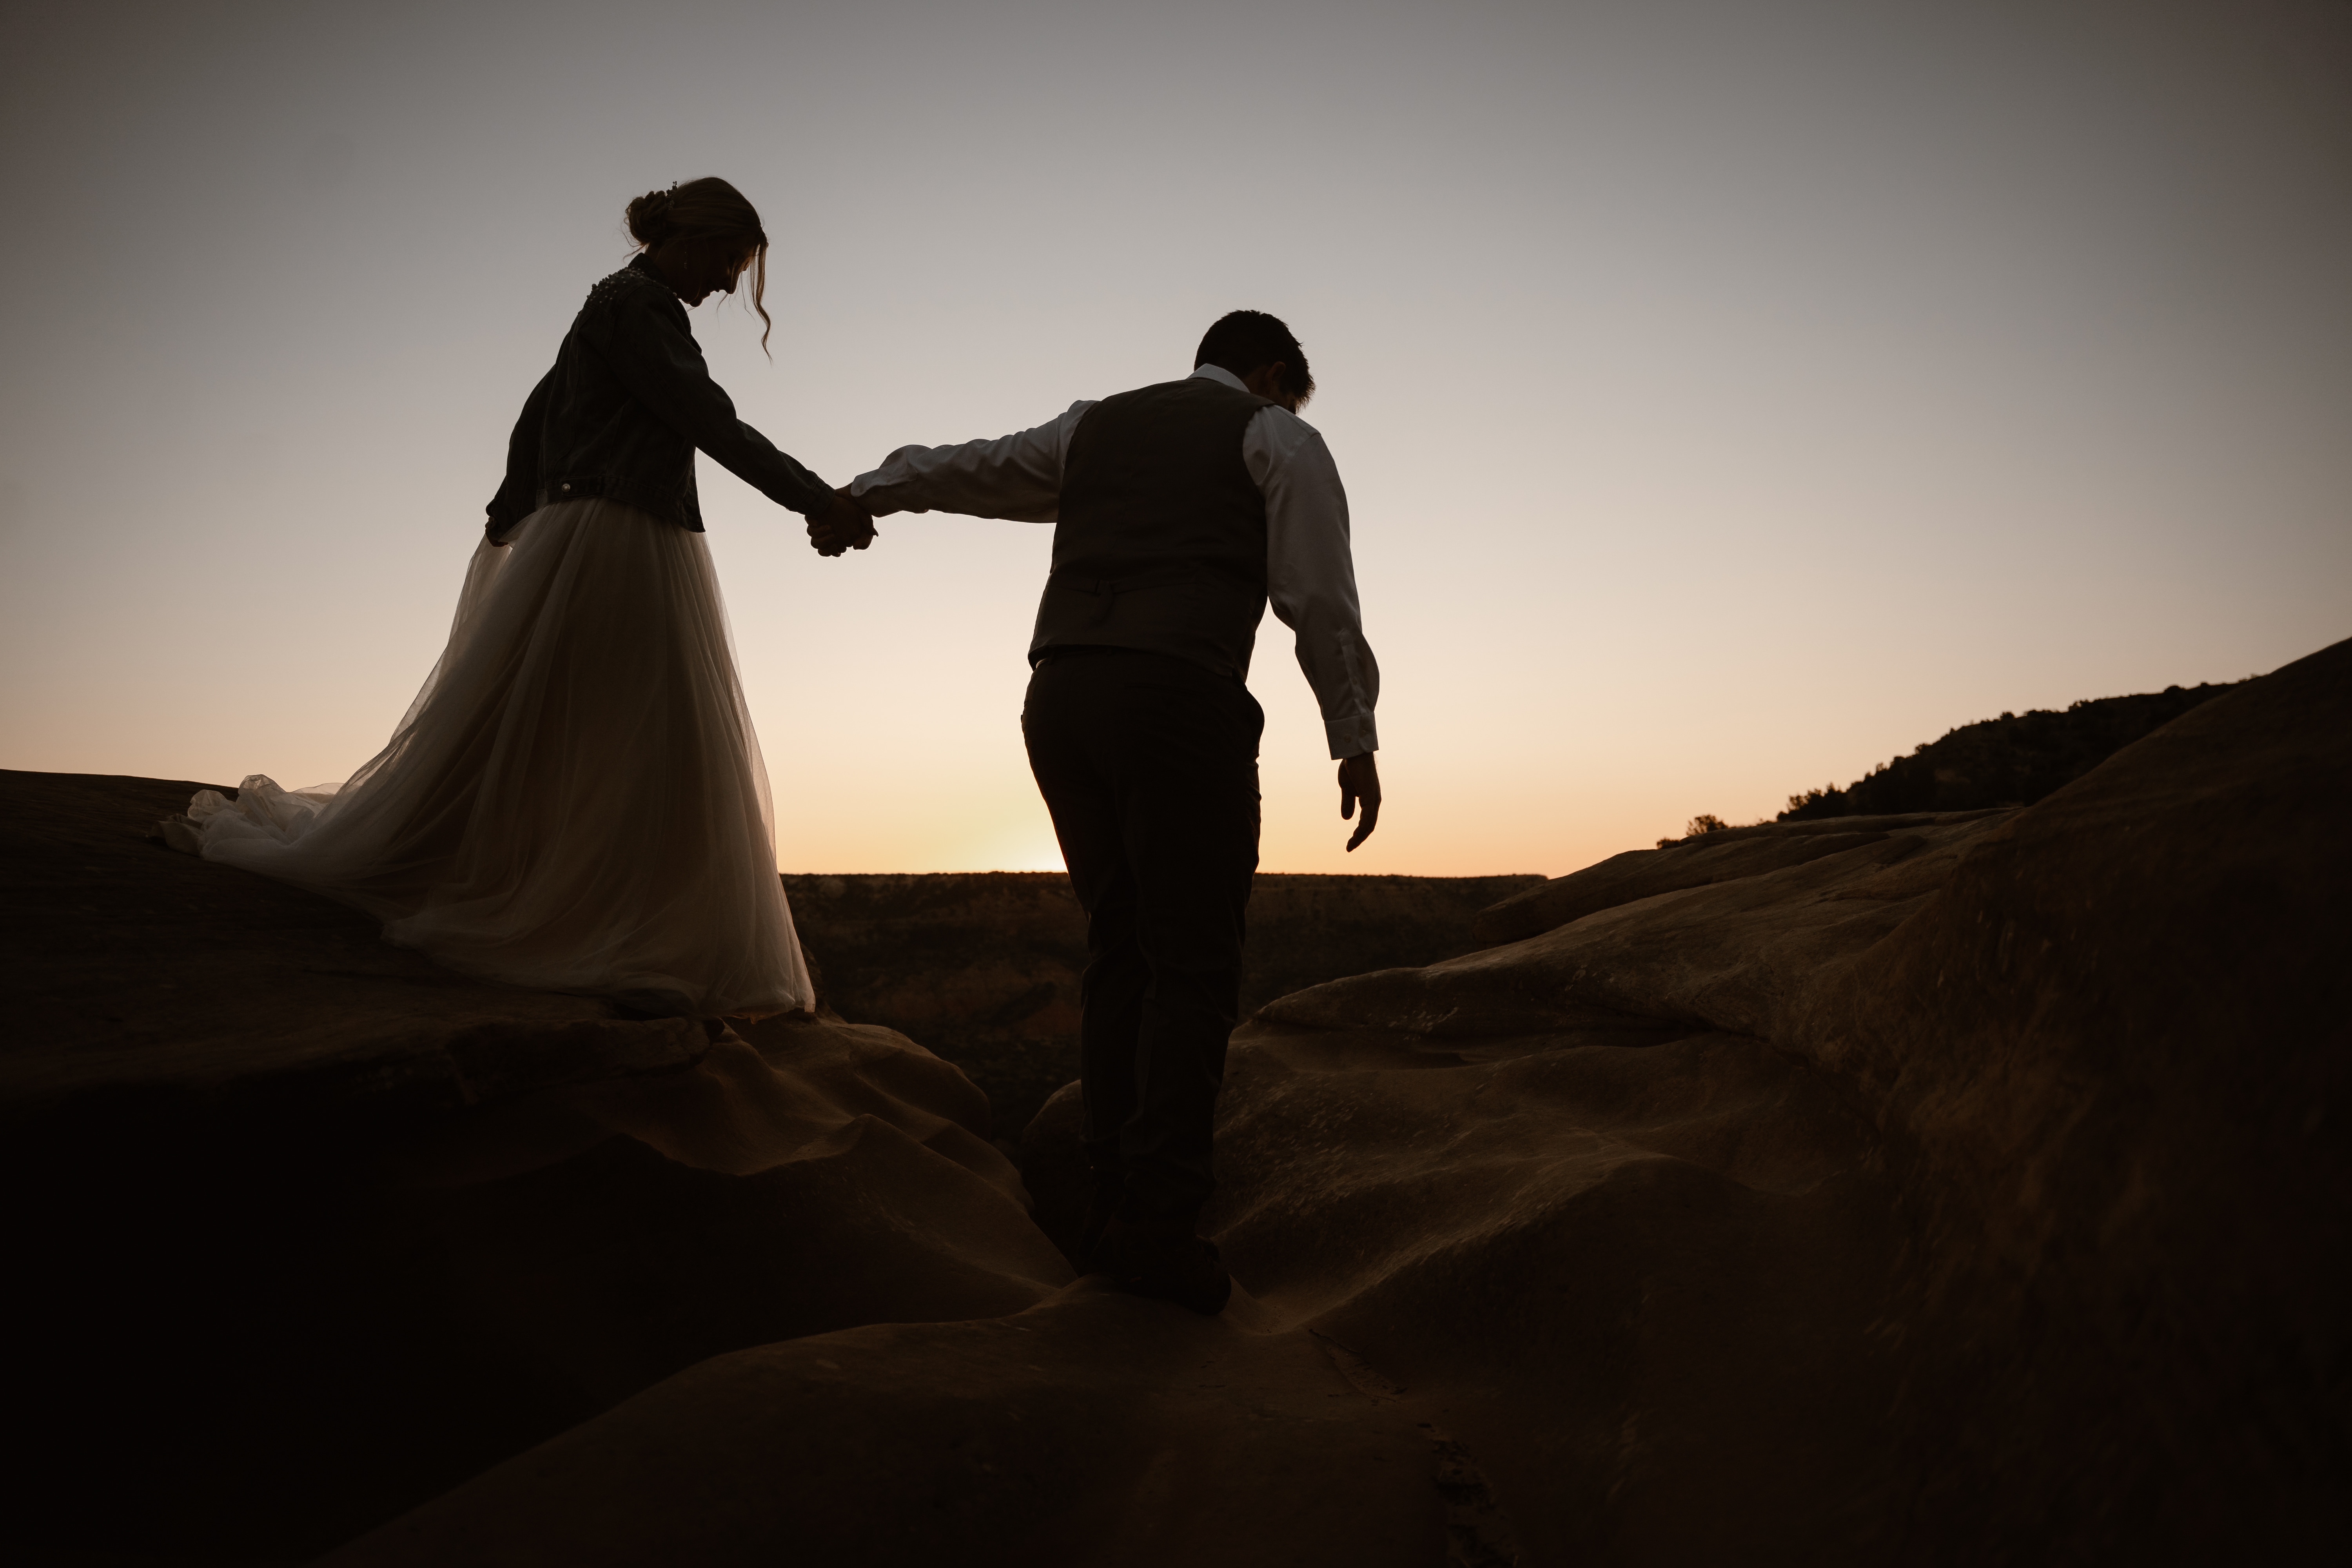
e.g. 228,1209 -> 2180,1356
1030,376 -> 1277,680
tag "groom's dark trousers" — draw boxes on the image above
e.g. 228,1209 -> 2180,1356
1022,644 -> 1263,1222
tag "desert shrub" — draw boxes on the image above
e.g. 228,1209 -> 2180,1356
1659,813 -> 1736,848
1774,682 -> 2243,822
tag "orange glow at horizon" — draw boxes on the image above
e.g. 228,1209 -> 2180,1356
2,2 -> 2345,880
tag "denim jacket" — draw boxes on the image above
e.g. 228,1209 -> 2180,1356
485,256 -> 831,539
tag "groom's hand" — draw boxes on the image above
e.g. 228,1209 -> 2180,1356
806,489 -> 878,557
1339,753 -> 1381,851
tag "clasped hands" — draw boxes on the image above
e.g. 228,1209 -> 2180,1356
805,487 -> 878,558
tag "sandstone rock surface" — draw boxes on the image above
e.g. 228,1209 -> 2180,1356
1468,810 -> 2009,946
9,1001 -> 1072,1561
321,1285 -> 1458,1568
1022,637 -> 2350,1563
7,639 -> 2343,1565
2,774 -> 1514,1565
0,770 -> 707,1110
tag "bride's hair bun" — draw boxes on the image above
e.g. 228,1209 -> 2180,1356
625,186 -> 679,246
617,176 -> 775,351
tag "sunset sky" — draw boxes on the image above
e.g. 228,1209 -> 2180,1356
4,0 -> 2346,875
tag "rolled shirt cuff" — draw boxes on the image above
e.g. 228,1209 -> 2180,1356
847,470 -> 906,516
1325,715 -> 1378,760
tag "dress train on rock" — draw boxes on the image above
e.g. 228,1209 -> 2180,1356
170,498 -> 811,1017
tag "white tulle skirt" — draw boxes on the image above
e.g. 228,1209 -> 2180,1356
173,499 -> 812,1017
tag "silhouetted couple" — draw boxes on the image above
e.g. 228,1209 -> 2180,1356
167,176 -> 1381,1316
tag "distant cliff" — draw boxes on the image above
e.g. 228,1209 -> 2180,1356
782,871 -> 1544,1139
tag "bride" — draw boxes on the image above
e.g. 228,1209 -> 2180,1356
166,178 -> 875,1018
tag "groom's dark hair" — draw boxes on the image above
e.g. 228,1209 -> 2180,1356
1195,310 -> 1315,407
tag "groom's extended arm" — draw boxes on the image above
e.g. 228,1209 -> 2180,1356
845,402 -> 1097,522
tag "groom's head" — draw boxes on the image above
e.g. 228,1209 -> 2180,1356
1196,310 -> 1314,412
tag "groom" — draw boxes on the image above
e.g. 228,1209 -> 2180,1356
826,311 -> 1380,1315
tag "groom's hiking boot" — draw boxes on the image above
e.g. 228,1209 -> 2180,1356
1097,1211 -> 1232,1316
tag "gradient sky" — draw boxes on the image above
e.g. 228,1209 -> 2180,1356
4,0 -> 2346,875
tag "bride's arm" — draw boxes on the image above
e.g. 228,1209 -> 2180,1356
844,402 -> 1093,524
595,288 -> 836,517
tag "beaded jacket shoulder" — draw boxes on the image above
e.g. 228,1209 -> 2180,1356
578,264 -> 681,322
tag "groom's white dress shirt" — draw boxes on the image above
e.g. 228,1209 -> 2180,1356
847,364 -> 1379,759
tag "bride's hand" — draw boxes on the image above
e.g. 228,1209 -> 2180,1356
806,490 -> 877,557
